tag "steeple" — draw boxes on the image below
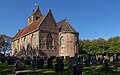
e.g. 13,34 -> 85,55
28,5 -> 42,25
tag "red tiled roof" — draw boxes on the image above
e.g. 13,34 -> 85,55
12,16 -> 45,40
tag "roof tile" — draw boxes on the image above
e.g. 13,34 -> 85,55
12,16 -> 45,40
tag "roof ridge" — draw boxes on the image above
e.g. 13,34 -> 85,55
57,19 -> 77,32
65,20 -> 73,32
12,15 -> 45,41
37,9 -> 51,28
66,20 -> 76,32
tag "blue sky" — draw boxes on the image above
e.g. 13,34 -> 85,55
0,0 -> 120,40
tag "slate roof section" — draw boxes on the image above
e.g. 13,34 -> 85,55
57,19 -> 77,32
12,15 -> 45,40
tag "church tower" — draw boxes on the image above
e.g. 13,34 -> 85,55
28,6 -> 42,25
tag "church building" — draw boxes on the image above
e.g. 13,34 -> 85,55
12,6 -> 79,58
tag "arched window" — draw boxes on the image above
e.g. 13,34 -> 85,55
46,34 -> 53,49
60,37 -> 64,47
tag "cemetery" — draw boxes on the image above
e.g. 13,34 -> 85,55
0,53 -> 120,75
0,1 -> 120,75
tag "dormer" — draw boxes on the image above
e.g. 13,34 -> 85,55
28,6 -> 42,25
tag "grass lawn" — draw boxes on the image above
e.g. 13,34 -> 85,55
0,60 -> 120,75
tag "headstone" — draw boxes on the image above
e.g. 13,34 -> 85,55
66,56 -> 70,64
37,56 -> 40,59
77,56 -> 81,63
117,55 -> 120,62
21,57 -> 24,62
47,58 -> 53,68
50,56 -> 56,60
7,56 -> 14,65
1,55 -> 6,63
56,57 -> 63,64
15,60 -> 28,71
32,56 -> 37,68
55,57 -> 64,72
44,56 -> 48,60
37,58 -> 44,69
83,54 -> 88,61
113,54 -> 117,62
73,53 -> 78,64
91,55 -> 97,65
32,60 -> 37,68
98,55 -> 104,64
61,56 -> 64,60
98,57 -> 100,62
65,56 -> 69,61
25,57 -> 31,65
103,59 -> 109,68
33,56 -> 36,60
85,59 -> 90,66
0,65 -> 1,68
69,57 -> 75,67
73,63 -> 82,75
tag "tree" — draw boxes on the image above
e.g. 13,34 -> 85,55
79,36 -> 120,55
0,34 -> 11,55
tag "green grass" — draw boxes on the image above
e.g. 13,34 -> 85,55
0,60 -> 120,75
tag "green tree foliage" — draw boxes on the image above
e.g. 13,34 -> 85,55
79,36 -> 120,54
0,34 -> 11,55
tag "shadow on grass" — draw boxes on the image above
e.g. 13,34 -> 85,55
0,61 -> 120,75
83,65 -> 120,75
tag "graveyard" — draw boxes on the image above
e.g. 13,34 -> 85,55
0,54 -> 120,75
0,1 -> 120,75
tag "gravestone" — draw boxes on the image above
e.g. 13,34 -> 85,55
15,60 -> 33,75
21,57 -> 24,62
32,60 -> 37,68
91,59 -> 97,65
0,65 -> 1,68
65,56 -> 69,61
33,56 -> 37,60
7,56 -> 14,65
73,53 -> 78,64
56,57 -> 63,63
32,56 -> 37,68
73,63 -> 82,75
1,55 -> 6,63
77,56 -> 81,63
66,56 -> 70,64
15,60 -> 28,71
44,56 -> 48,60
47,58 -> 53,68
50,56 -> 56,60
55,57 -> 64,72
113,54 -> 117,62
83,54 -> 88,61
61,56 -> 64,60
97,57 -> 100,63
103,59 -> 109,67
37,56 -> 40,59
69,57 -> 75,67
25,57 -> 31,65
91,55 -> 97,65
85,59 -> 90,66
37,58 -> 44,69
98,55 -> 104,64
84,55 -> 90,66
